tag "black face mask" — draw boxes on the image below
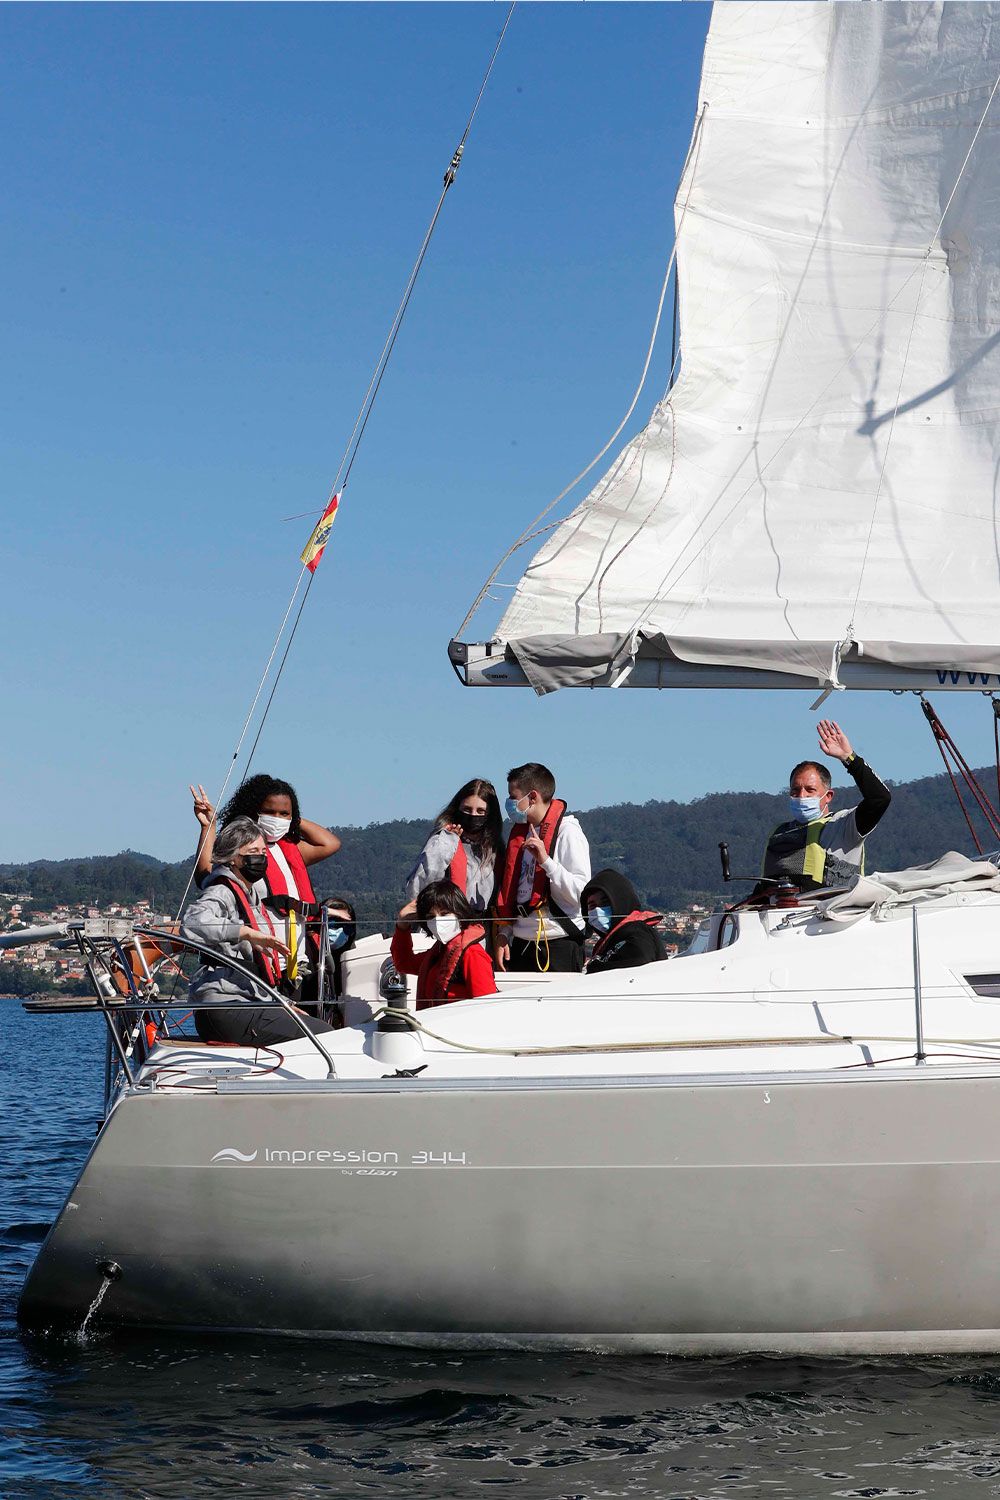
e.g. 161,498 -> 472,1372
239,852 -> 268,883
458,811 -> 487,835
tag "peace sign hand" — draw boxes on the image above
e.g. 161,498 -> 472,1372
189,783 -> 215,828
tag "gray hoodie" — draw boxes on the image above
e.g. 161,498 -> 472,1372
181,870 -> 272,1004
405,827 -> 496,912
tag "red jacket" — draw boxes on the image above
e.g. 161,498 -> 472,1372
390,923 -> 498,1010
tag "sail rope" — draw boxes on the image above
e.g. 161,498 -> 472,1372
173,5 -> 516,919
918,695 -> 1000,853
452,102 -> 708,643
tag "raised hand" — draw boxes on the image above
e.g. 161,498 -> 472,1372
524,832 -> 547,863
817,719 -> 853,762
397,899 -> 419,925
189,783 -> 215,827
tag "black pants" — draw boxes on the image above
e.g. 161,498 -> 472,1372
508,936 -> 585,974
195,1004 -> 335,1046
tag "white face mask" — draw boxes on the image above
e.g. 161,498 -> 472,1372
428,915 -> 461,944
257,814 -> 291,843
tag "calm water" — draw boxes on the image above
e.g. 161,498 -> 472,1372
5,1002 -> 1000,1498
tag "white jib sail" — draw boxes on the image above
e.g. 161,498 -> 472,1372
461,2 -> 1000,693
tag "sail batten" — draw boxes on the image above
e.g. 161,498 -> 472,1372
453,2 -> 1000,693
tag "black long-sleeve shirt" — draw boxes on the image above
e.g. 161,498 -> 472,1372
845,753 -> 892,836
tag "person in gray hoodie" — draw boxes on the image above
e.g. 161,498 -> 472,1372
182,816 -> 335,1046
405,778 -> 503,914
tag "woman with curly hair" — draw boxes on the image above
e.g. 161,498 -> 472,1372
189,774 -> 340,998
405,777 -> 503,914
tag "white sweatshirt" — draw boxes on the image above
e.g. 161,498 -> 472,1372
508,814 -> 592,942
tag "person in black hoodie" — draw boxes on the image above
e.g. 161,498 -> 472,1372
582,868 -> 667,975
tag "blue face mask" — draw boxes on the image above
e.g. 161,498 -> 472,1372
588,904 -> 613,934
505,794 -> 527,822
789,795 -> 823,824
328,926 -> 349,951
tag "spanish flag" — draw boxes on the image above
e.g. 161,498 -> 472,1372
300,493 -> 341,574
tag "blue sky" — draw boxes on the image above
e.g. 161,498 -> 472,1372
2,1 -> 993,866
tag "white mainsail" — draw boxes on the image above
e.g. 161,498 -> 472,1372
453,2 -> 1000,694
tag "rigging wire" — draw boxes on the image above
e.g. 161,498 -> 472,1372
174,575 -> 309,917
174,5 -> 516,913
919,696 -> 1000,852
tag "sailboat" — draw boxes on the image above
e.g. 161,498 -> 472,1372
18,1 -> 1000,1353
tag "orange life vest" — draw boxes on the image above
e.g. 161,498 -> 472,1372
496,799 -> 568,921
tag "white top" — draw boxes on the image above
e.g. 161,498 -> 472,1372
474,2 -> 1000,693
509,813 -> 592,942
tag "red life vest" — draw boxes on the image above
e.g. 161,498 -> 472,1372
588,911 -> 661,965
263,838 -> 317,905
205,872 -> 282,989
447,839 -> 468,896
261,838 -> 321,970
416,923 -> 492,1009
496,799 -> 568,921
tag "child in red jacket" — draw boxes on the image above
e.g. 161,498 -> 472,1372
391,880 -> 498,1010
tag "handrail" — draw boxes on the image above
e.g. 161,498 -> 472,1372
131,927 -> 338,1079
13,920 -> 338,1081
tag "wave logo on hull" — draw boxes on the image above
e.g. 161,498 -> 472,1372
210,1147 -> 259,1164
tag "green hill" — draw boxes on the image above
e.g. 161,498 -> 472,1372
1,765 -> 995,927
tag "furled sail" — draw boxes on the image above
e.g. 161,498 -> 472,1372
451,2 -> 1000,694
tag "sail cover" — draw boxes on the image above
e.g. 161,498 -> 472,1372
457,2 -> 1000,693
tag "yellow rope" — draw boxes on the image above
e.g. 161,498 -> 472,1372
287,908 -> 299,982
534,909 -> 550,974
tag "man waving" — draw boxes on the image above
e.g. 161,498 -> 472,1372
761,720 -> 891,892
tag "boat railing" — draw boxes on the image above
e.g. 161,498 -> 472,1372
5,919 -> 339,1104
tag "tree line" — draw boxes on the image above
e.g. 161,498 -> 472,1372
0,763 -> 993,939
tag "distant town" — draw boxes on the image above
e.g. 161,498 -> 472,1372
0,894 -> 172,993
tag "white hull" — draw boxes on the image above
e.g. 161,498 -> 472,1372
20,874 -> 1000,1351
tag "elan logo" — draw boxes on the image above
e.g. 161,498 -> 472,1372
210,1147 -> 259,1164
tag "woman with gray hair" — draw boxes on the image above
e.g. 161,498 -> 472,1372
181,816 -> 335,1046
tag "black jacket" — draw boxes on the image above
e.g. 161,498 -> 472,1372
581,867 -> 667,975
